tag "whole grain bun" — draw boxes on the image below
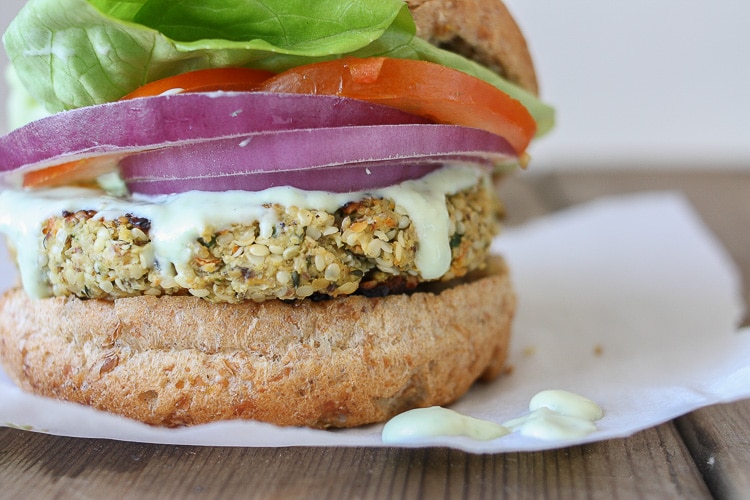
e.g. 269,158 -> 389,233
0,257 -> 514,428
406,0 -> 539,95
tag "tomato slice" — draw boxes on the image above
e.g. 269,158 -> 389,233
258,57 -> 536,154
121,68 -> 275,100
22,155 -> 125,189
21,58 -> 535,188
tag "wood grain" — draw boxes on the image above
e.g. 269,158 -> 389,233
2,170 -> 749,498
0,424 -> 711,499
548,170 -> 750,499
677,401 -> 750,500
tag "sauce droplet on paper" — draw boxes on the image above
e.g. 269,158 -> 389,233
382,389 -> 603,444
382,406 -> 511,443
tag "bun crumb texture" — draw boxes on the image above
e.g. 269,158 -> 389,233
0,257 -> 514,428
406,0 -> 539,94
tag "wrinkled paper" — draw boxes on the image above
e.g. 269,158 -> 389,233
1,191 -> 748,453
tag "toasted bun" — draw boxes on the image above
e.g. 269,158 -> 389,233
0,257 -> 514,428
406,0 -> 539,95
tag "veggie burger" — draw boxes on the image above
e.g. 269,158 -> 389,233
0,0 -> 552,428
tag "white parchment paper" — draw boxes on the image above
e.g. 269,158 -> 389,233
1,191 -> 748,453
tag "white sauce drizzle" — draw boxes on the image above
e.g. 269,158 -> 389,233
381,390 -> 603,444
382,406 -> 511,442
0,165 -> 484,298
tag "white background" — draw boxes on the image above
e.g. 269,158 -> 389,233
1,0 -> 749,172
504,0 -> 750,171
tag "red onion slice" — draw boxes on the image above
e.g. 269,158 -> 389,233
121,124 -> 515,194
0,92 -> 429,178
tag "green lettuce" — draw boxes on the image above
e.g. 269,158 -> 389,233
89,0 -> 409,53
3,0 -> 553,135
4,65 -> 50,132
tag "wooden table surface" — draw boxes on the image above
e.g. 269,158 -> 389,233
2,170 -> 749,499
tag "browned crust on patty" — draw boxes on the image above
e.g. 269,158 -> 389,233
0,256 -> 514,428
406,0 -> 539,95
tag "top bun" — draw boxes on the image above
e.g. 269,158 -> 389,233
405,0 -> 539,95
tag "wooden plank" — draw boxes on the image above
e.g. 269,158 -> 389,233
496,173 -> 554,226
676,401 -> 750,499
0,424 -> 712,499
548,170 -> 750,498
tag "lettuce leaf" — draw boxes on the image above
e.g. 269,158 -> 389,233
4,0 -> 412,111
3,0 -> 553,135
90,0 -> 408,52
4,65 -> 50,132
357,36 -> 555,137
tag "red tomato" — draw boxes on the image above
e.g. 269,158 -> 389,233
121,68 -> 275,100
23,58 -> 535,188
22,155 -> 124,189
258,57 -> 536,154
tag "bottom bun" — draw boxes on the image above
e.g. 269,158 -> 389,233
0,256 -> 515,429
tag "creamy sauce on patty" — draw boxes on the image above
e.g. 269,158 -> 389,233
0,165 -> 487,299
